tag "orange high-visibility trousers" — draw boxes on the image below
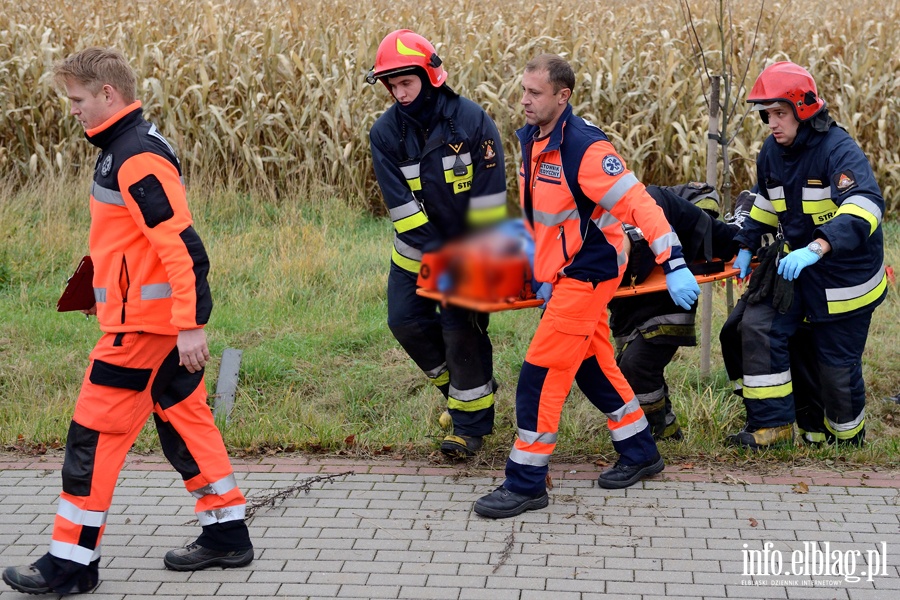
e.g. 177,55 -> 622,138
48,331 -> 247,568
504,277 -> 658,495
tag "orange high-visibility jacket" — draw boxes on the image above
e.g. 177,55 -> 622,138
517,104 -> 686,285
85,102 -> 211,334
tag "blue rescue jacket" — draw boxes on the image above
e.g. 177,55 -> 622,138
735,121 -> 886,322
369,89 -> 507,273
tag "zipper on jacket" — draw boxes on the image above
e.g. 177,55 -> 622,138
557,225 -> 570,261
119,255 -> 130,324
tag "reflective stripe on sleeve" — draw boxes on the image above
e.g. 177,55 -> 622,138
91,183 -> 126,206
597,173 -> 639,211
836,195 -> 883,235
825,267 -> 887,314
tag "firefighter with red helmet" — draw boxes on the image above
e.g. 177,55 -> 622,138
726,61 -> 886,448
367,30 -> 508,458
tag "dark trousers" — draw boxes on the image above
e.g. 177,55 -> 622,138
387,263 -> 494,436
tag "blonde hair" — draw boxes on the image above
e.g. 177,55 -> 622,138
53,47 -> 137,103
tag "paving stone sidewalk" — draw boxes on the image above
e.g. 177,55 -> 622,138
0,453 -> 897,600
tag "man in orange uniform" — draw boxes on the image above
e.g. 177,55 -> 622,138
3,48 -> 252,595
474,54 -> 700,518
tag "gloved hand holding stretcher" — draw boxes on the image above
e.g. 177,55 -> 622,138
415,219 -> 736,312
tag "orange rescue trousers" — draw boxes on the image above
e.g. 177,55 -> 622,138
35,332 -> 250,594
504,277 -> 659,496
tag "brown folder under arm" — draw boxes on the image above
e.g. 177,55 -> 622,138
57,256 -> 95,312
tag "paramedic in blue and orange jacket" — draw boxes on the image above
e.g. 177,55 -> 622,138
474,54 -> 700,519
3,48 -> 252,596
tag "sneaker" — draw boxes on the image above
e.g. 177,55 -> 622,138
440,434 -> 483,459
3,565 -> 50,595
163,543 -> 254,572
725,190 -> 755,229
725,424 -> 794,450
473,485 -> 549,519
597,453 -> 665,489
885,393 -> 900,405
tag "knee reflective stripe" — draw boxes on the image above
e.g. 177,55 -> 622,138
189,473 -> 238,499
425,362 -> 449,387
57,498 -> 108,528
448,381 -> 495,412
49,540 -> 102,566
50,499 -> 107,566
509,428 -> 557,467
635,386 -> 666,406
197,503 -> 247,526
826,410 -> 865,440
189,473 -> 247,525
517,428 -> 558,445
743,370 -> 792,400
799,429 -> 827,443
606,397 -> 649,442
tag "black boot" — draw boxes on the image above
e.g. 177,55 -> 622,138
597,453 -> 665,489
474,486 -> 548,519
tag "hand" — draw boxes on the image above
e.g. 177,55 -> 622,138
777,247 -> 820,281
733,248 -> 753,279
665,267 -> 700,310
177,329 -> 210,373
536,282 -> 553,309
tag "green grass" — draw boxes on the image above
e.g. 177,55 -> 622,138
1,178 -> 899,470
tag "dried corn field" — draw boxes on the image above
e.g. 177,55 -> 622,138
1,0 -> 898,213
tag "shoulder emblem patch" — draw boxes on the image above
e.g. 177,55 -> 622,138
602,154 -> 624,176
99,154 -> 113,177
834,171 -> 856,192
482,139 -> 496,161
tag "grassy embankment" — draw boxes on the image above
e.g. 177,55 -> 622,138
1,179 -> 898,469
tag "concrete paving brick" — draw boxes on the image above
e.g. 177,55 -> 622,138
2,459 -> 898,600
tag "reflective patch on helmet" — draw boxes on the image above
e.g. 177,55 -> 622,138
602,154 -> 624,176
834,171 -> 856,193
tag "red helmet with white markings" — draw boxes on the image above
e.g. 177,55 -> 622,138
366,30 -> 447,88
747,61 -> 825,122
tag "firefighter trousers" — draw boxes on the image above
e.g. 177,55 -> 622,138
613,334 -> 680,439
387,263 -> 494,437
35,332 -> 250,594
722,298 -> 871,442
504,277 -> 658,496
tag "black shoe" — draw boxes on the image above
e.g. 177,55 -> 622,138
597,454 -> 665,489
725,424 -> 793,450
474,485 -> 549,519
440,435 -> 483,459
3,565 -> 50,595
163,543 -> 254,572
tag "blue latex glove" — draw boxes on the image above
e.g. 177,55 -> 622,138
665,267 -> 700,310
733,248 -> 753,279
536,282 -> 553,309
777,247 -> 820,281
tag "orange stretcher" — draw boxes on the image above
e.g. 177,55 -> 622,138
415,238 -> 740,312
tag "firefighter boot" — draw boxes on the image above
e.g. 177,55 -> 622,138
474,485 -> 549,519
164,543 -> 254,572
725,424 -> 794,450
3,563 -> 99,595
597,453 -> 665,489
3,565 -> 51,595
440,435 -> 483,459
643,398 -> 684,442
